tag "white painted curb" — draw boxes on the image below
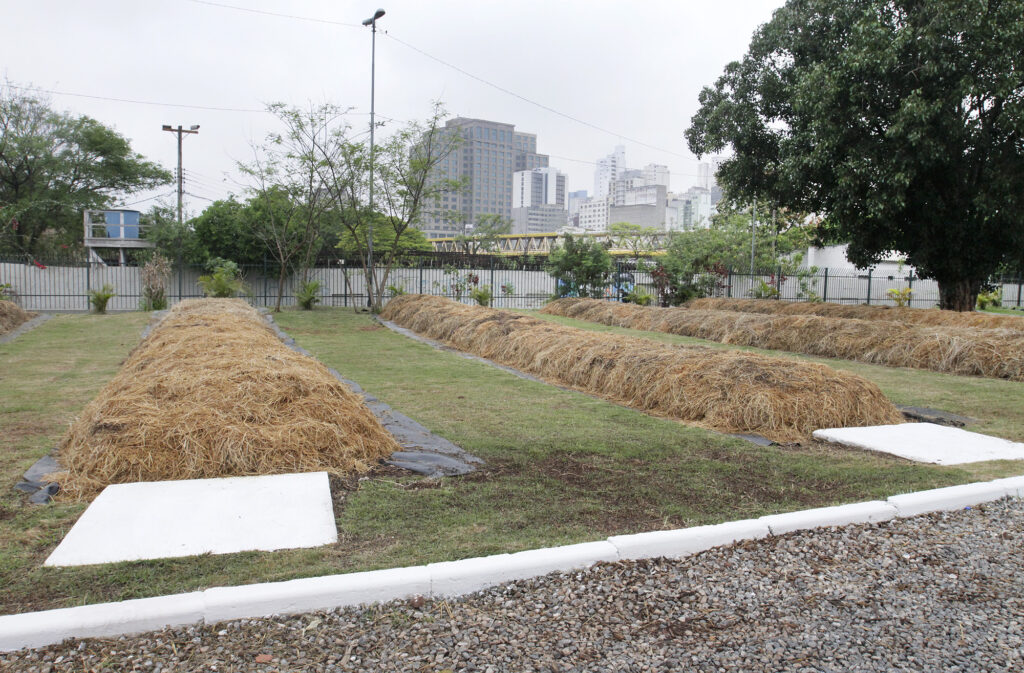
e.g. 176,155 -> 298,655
2,475 -> 1021,653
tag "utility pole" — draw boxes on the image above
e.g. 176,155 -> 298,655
363,8 -> 385,309
162,125 -> 200,225
162,124 -> 199,303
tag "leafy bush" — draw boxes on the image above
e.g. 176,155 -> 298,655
500,283 -> 515,297
0,282 -> 12,301
546,235 -> 614,299
198,258 -> 245,298
886,287 -> 913,307
470,284 -> 493,307
89,284 -> 116,314
139,254 -> 171,311
295,280 -> 322,310
386,283 -> 406,297
750,279 -> 781,299
625,288 -> 653,305
977,288 -> 1002,310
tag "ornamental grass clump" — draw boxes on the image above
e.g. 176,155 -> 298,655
543,298 -> 1024,381
56,298 -> 398,499
382,295 -> 903,442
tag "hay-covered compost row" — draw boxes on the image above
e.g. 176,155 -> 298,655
382,295 -> 902,442
56,299 -> 398,499
689,297 -> 1024,330
0,300 -> 35,336
542,298 -> 1024,381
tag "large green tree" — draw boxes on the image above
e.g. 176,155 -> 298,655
0,86 -> 171,256
686,0 -> 1024,310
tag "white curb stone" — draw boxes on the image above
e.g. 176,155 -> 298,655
759,501 -> 897,535
429,541 -> 618,597
887,482 -> 1013,518
608,519 -> 770,560
203,565 -> 432,624
989,476 -> 1024,498
0,592 -> 204,653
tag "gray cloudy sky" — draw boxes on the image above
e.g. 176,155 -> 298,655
2,0 -> 784,216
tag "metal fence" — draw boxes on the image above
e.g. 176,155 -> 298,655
2,253 -> 1023,312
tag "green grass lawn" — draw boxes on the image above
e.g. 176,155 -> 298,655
1,306 -> 1022,616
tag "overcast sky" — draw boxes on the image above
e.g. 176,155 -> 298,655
2,0 -> 785,217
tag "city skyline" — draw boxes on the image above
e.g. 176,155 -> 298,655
1,0 -> 786,219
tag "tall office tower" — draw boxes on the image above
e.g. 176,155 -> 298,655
594,145 -> 625,199
642,163 -> 670,188
419,117 -> 549,239
511,167 -> 568,234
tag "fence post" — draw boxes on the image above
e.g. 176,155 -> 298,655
908,273 -> 914,307
822,267 -> 829,303
775,265 -> 782,297
1017,278 -> 1022,307
866,268 -> 872,305
727,268 -> 732,298
489,256 -> 495,304
419,263 -> 424,295
85,261 -> 91,311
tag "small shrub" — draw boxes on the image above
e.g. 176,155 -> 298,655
977,288 -> 1002,310
887,287 -> 913,307
295,280 -> 322,310
0,282 -> 12,301
500,283 -> 515,297
198,258 -> 245,298
625,288 -> 653,305
89,284 -> 116,314
470,284 -> 493,307
386,283 -> 406,297
749,279 -> 781,299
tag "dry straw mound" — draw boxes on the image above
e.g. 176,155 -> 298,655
383,295 -> 902,442
543,298 -> 1024,381
689,297 -> 1024,330
0,300 -> 35,336
57,298 -> 398,499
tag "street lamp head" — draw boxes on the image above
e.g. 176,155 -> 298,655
190,125 -> 200,131
363,8 -> 385,25
162,125 -> 172,131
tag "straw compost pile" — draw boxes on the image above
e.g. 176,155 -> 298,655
0,300 -> 35,336
382,295 -> 902,442
542,298 -> 1024,381
56,298 -> 398,499
689,297 -> 1024,330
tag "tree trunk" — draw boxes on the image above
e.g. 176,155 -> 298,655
937,278 -> 981,312
274,265 -> 287,313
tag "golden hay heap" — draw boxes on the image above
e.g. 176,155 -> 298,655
57,298 -> 398,499
689,297 -> 1024,330
0,300 -> 36,336
382,295 -> 902,442
543,298 -> 1024,381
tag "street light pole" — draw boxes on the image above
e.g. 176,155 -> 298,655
363,8 -> 385,309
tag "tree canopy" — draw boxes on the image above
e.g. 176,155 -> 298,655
0,86 -> 171,256
686,0 -> 1024,310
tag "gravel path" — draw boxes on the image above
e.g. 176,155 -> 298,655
5,499 -> 1023,672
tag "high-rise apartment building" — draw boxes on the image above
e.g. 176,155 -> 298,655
511,167 -> 568,234
594,145 -> 626,199
420,117 -> 549,239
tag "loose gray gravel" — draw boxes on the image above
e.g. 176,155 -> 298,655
4,499 -> 1023,672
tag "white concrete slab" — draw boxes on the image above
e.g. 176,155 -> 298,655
45,472 -> 337,567
812,423 -> 1024,465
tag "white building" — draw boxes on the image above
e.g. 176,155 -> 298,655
642,163 -> 670,188
511,167 -> 568,234
578,197 -> 610,232
594,145 -> 625,199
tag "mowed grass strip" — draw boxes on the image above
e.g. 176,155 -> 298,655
0,307 -> 1014,616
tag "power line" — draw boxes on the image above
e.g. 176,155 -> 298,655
178,0 -> 694,161
121,191 -> 178,207
7,83 -> 266,113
